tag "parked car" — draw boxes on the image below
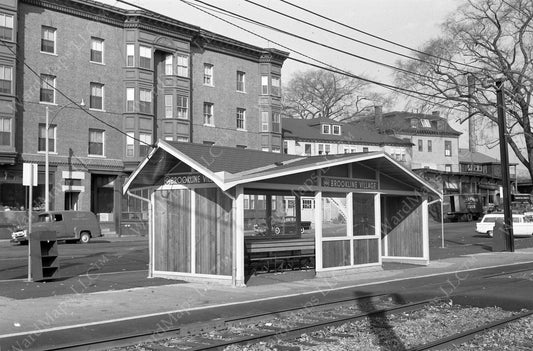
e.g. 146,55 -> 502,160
11,210 -> 102,244
272,216 -> 311,235
475,213 -> 533,237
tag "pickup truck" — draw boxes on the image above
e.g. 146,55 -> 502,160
475,213 -> 533,237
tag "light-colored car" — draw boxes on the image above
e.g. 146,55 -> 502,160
11,210 -> 102,244
476,213 -> 533,237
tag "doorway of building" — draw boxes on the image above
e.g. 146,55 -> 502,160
65,191 -> 79,210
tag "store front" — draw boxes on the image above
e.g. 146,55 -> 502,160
124,141 -> 440,286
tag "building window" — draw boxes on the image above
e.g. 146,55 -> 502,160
363,147 -> 369,153
40,74 -> 55,103
41,26 -> 56,54
261,111 -> 269,132
203,102 -> 214,125
0,117 -> 10,145
139,133 -> 152,156
177,54 -> 189,77
126,88 -> 134,112
88,129 -> 104,156
332,125 -> 341,135
0,65 -> 12,94
38,123 -> 56,152
90,37 -> 104,63
418,139 -> 423,152
89,83 -> 104,110
139,45 -> 151,69
272,112 -> 280,133
427,140 -> 432,152
236,108 -> 246,130
271,76 -> 280,96
421,119 -> 431,127
304,143 -> 311,155
126,132 -> 134,157
302,199 -> 314,209
203,64 -> 213,85
322,124 -> 331,134
165,54 -> 173,75
445,140 -> 452,156
410,119 -> 418,128
139,89 -> 152,114
177,95 -> 188,119
261,75 -> 268,95
0,13 -> 14,41
164,95 -> 173,118
237,71 -> 245,92
445,164 -> 452,172
126,44 -> 134,66
318,144 -> 330,155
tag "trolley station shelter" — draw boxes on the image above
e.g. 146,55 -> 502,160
123,141 -> 441,287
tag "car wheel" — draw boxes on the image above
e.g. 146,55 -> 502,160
300,226 -> 305,234
273,226 -> 281,235
487,230 -> 493,238
79,232 -> 91,244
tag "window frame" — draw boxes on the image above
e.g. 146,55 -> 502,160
332,124 -> 341,135
40,74 -> 56,104
261,75 -> 269,95
165,54 -> 173,75
0,65 -> 12,94
0,117 -> 11,146
126,44 -> 135,67
41,26 -> 56,54
139,132 -> 152,157
427,140 -> 432,152
271,76 -> 280,96
203,102 -> 214,126
164,94 -> 173,118
90,37 -> 104,64
126,132 -> 134,158
322,124 -> 331,134
236,71 -> 246,92
0,13 -> 14,41
203,63 -> 213,86
261,111 -> 269,132
126,87 -> 135,112
88,129 -> 105,156
177,54 -> 189,77
418,139 -> 423,152
271,112 -> 281,133
177,95 -> 189,119
89,82 -> 104,110
236,108 -> 246,130
139,45 -> 152,70
38,123 -> 56,153
139,88 -> 152,114
445,140 -> 452,157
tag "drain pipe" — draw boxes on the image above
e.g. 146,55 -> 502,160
127,190 -> 153,278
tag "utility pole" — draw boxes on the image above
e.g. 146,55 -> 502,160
496,78 -> 514,252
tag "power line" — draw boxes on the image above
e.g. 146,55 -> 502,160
280,0 -> 487,73
189,0 -> 463,88
177,0 -> 468,113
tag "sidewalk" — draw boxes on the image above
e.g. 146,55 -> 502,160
1,247 -> 533,339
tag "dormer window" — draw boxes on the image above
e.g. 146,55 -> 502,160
332,124 -> 341,135
410,119 -> 418,128
421,119 -> 431,128
322,124 -> 331,134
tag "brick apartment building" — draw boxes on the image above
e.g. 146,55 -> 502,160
0,0 -> 287,234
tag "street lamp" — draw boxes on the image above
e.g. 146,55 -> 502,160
45,99 -> 85,212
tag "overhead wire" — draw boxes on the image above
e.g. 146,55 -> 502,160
175,0 -> 469,113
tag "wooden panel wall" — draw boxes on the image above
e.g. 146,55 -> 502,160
154,189 -> 191,273
382,196 -> 423,257
322,240 -> 350,268
195,188 -> 233,275
353,239 -> 379,264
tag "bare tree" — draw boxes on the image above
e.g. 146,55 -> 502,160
394,0 -> 533,179
283,69 -> 384,121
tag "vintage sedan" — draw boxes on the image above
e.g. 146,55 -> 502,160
476,213 -> 533,237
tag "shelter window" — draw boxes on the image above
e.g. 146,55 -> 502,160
0,13 -> 13,41
322,193 -> 348,237
41,26 -> 56,54
353,194 -> 375,236
177,95 -> 188,119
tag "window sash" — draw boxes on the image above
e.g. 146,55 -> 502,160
126,88 -> 134,112
271,112 -> 280,133
41,27 -> 55,53
261,111 -> 269,132
271,76 -> 280,96
126,132 -> 134,157
40,75 -> 55,103
139,46 -> 151,69
126,44 -> 135,66
164,95 -> 173,118
139,133 -> 152,156
236,108 -> 246,129
139,89 -> 152,114
203,103 -> 213,125
261,75 -> 268,95
0,117 -> 10,146
177,55 -> 189,77
0,65 -> 12,94
90,38 -> 103,63
177,95 -> 188,119
90,83 -> 103,110
204,64 -> 213,85
0,14 -> 13,40
165,54 -> 173,75
88,130 -> 104,155
237,71 -> 245,92
38,124 -> 55,152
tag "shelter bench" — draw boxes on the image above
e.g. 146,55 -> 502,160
245,238 -> 315,275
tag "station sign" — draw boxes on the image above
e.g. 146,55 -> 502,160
164,173 -> 213,185
321,176 -> 378,190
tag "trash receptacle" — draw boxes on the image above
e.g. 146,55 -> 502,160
492,219 -> 510,252
30,230 -> 60,281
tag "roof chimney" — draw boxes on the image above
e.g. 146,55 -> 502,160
374,106 -> 383,130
